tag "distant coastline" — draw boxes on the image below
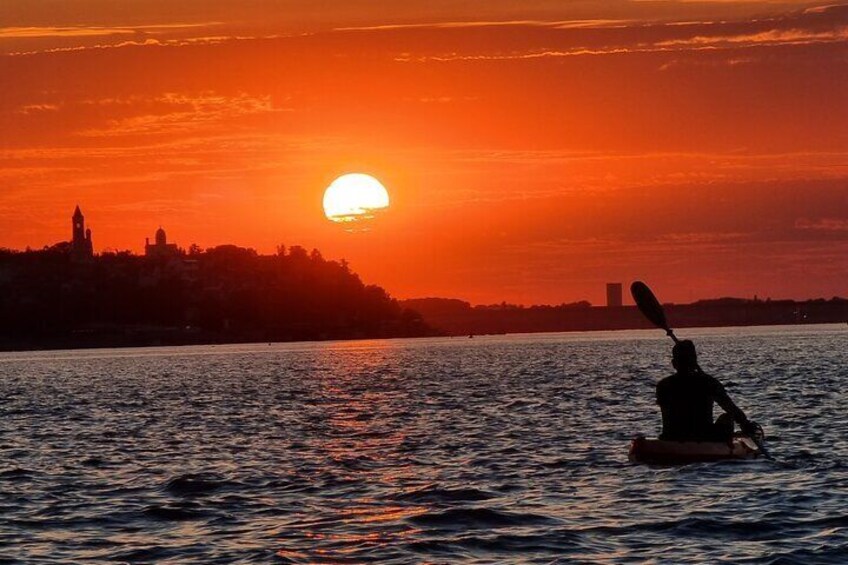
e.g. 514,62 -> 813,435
1,207 -> 844,353
400,297 -> 848,338
0,242 -> 437,353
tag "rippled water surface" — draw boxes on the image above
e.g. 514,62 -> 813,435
2,325 -> 847,563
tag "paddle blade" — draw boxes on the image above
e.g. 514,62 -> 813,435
631,281 -> 669,330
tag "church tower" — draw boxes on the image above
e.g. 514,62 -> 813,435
72,205 -> 85,244
71,205 -> 93,258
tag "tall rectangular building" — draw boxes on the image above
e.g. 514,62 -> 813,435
606,283 -> 623,308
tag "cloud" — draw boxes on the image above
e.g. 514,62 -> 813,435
804,3 -> 848,14
0,22 -> 221,39
1,26 -> 137,39
336,19 -> 633,31
656,26 -> 848,47
7,2 -> 848,62
795,217 -> 848,231
78,92 -> 288,137
392,16 -> 848,63
4,35 -> 262,57
16,103 -> 60,114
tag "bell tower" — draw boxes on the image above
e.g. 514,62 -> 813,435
71,205 -> 93,258
72,205 -> 85,245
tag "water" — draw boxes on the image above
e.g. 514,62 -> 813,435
1,325 -> 847,563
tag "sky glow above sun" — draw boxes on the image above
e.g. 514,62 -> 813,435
1,1 -> 847,304
323,174 -> 390,224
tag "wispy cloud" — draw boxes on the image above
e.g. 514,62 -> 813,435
16,103 -> 60,114
656,26 -> 848,47
79,92 -> 288,137
395,23 -> 848,63
4,35 -> 264,57
0,22 -> 221,39
336,19 -> 633,31
795,217 -> 848,231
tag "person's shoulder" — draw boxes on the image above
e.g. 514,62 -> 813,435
700,372 -> 722,385
657,374 -> 677,389
698,372 -> 726,392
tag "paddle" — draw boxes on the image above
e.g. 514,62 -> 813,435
631,281 -> 680,343
629,280 -> 774,461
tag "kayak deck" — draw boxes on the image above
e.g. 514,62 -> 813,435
629,434 -> 761,464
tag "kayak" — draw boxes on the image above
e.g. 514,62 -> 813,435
629,434 -> 761,464
629,435 -> 761,464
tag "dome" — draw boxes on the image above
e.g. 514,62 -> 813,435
155,227 -> 167,246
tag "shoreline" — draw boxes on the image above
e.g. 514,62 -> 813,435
1,320 -> 843,355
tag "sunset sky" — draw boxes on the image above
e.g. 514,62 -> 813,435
2,1 -> 846,305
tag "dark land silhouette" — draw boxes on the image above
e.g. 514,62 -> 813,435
0,244 -> 435,351
0,208 -> 438,350
1,207 -> 844,351
0,243 -> 437,351
400,296 -> 848,337
3,239 -> 845,350
0,206 -> 437,351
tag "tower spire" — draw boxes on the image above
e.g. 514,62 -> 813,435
71,205 -> 93,259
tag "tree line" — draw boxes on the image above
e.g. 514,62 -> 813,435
0,244 -> 434,349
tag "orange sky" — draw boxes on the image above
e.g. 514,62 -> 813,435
2,1 -> 847,305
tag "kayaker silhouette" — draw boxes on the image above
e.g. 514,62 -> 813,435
657,340 -> 760,442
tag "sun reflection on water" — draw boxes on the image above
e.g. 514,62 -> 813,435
273,345 -> 437,561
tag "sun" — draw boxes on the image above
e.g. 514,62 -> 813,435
323,173 -> 390,224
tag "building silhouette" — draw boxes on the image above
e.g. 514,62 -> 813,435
606,282 -> 623,308
70,205 -> 94,259
145,227 -> 180,259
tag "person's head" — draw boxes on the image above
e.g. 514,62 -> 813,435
672,340 -> 698,373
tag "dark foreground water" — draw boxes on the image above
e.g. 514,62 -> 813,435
1,325 -> 847,563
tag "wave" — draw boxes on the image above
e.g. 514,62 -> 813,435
143,503 -> 211,521
164,473 -> 236,496
0,467 -> 38,480
409,507 -> 557,528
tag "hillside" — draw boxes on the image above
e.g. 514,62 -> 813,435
0,245 -> 436,350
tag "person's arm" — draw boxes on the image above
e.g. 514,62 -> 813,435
710,377 -> 757,435
656,380 -> 670,439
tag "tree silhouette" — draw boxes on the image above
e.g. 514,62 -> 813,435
0,244 -> 433,349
